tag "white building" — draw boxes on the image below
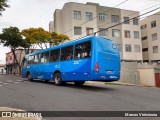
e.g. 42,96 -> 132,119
140,11 -> 160,64
49,2 -> 143,62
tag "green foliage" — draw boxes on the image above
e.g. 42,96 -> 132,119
50,32 -> 69,46
0,27 -> 23,48
21,28 -> 51,49
0,26 -> 25,75
0,0 -> 9,16
21,28 -> 69,48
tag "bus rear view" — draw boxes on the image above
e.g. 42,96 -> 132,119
22,36 -> 120,86
91,37 -> 120,82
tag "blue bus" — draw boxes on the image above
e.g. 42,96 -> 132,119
22,36 -> 120,86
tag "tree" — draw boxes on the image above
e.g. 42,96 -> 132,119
21,28 -> 69,49
21,28 -> 51,50
0,0 -> 9,16
0,27 -> 25,74
50,32 -> 69,46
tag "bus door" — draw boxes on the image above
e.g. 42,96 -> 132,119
72,41 -> 92,81
38,52 -> 50,80
60,46 -> 75,81
32,54 -> 41,79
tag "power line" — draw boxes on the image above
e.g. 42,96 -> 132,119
28,0 -> 66,26
71,6 -> 160,41
95,6 -> 160,34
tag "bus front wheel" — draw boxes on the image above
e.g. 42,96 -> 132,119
54,72 -> 62,86
74,81 -> 85,86
27,73 -> 33,81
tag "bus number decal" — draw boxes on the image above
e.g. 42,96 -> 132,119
74,61 -> 80,64
55,64 -> 60,68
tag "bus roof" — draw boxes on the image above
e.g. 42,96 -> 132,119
26,36 -> 114,56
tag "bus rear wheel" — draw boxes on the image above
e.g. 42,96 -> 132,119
74,81 -> 85,86
27,73 -> 33,81
54,72 -> 62,86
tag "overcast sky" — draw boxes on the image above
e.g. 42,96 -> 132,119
0,0 -> 160,64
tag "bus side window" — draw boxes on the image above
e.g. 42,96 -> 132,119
74,41 -> 91,60
23,56 -> 29,68
61,46 -> 73,61
34,54 -> 40,64
50,49 -> 60,62
28,55 -> 34,64
40,52 -> 49,63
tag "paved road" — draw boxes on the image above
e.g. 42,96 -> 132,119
0,74 -> 160,120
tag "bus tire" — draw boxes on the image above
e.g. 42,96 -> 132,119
54,72 -> 62,86
74,81 -> 85,86
27,72 -> 33,81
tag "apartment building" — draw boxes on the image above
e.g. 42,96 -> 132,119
49,2 -> 142,62
140,11 -> 160,64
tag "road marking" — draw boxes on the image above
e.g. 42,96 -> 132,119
6,80 -> 13,82
81,89 -> 112,98
3,83 -> 9,85
0,81 -> 3,83
14,82 -> 20,84
15,80 -> 23,82
24,81 -> 29,82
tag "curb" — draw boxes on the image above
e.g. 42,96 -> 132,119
86,81 -> 143,87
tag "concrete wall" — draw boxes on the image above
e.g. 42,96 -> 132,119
119,62 -> 141,85
138,65 -> 160,87
138,68 -> 155,86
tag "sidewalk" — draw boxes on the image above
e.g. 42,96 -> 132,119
86,81 -> 142,86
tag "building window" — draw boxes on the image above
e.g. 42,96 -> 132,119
125,44 -> 131,52
10,56 -> 12,60
86,12 -> 93,21
133,18 -> 138,25
73,11 -> 81,20
124,17 -> 129,24
112,29 -> 120,37
134,31 -> 139,39
142,36 -> 147,40
74,27 -> 82,35
86,27 -> 93,36
141,24 -> 147,29
152,33 -> 157,40
98,14 -> 107,21
135,45 -> 141,52
142,48 -> 148,52
111,15 -> 120,23
118,44 -> 121,52
151,21 -> 156,28
99,28 -> 107,36
124,30 -> 131,38
153,46 -> 158,53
